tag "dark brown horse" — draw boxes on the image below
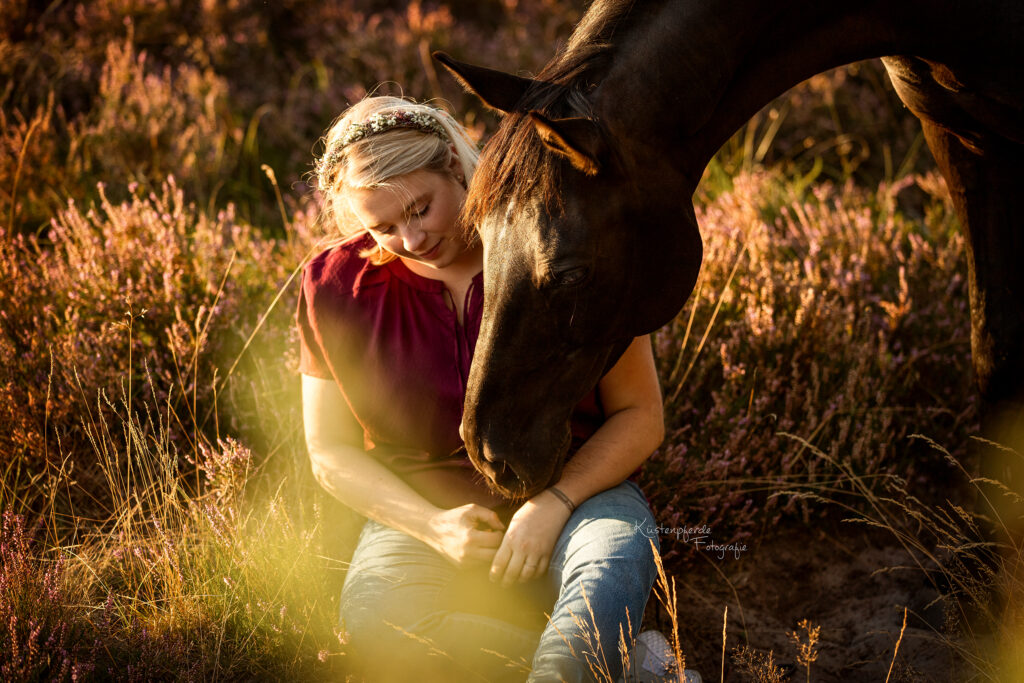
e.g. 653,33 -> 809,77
436,0 -> 1024,520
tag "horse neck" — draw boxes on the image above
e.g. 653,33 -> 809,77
592,0 -> 977,178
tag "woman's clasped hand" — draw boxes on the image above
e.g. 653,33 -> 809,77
425,503 -> 505,566
489,489 -> 574,586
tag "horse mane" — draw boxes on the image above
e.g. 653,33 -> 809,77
462,0 -> 639,227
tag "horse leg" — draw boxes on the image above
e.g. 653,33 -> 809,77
918,119 -> 1024,542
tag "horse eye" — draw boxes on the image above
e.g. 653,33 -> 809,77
553,266 -> 589,287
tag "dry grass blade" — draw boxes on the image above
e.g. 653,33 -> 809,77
668,239 -> 748,405
8,115 -> 42,234
721,605 -> 728,683
885,606 -> 908,683
650,540 -> 687,679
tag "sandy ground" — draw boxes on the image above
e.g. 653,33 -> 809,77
651,522 -> 969,682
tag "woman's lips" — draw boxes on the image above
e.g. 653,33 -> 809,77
416,240 -> 442,260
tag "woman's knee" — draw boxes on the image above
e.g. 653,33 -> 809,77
342,577 -> 534,683
552,486 -> 661,601
557,501 -> 659,575
340,524 -> 456,634
341,567 -> 431,643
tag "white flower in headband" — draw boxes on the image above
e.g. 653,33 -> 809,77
317,109 -> 451,186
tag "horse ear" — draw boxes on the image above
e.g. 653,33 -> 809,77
432,51 -> 534,114
529,112 -> 603,176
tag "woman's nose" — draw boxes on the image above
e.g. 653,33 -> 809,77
399,223 -> 427,252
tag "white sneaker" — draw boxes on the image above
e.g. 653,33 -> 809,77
621,630 -> 703,683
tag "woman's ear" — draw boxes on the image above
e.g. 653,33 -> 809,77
448,147 -> 466,185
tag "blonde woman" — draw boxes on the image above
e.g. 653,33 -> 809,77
298,96 -> 679,682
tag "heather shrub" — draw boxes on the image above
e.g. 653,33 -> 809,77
643,168 -> 974,551
68,33 -> 240,208
0,169 -> 338,675
0,511 -> 94,681
0,178 -> 314,517
1,1 -> 586,235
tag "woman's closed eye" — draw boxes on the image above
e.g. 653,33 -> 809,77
409,203 -> 431,219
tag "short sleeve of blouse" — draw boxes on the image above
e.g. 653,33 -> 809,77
296,263 -> 331,379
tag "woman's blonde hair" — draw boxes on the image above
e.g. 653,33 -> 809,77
316,96 -> 479,264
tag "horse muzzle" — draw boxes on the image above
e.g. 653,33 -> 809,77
469,427 -> 571,501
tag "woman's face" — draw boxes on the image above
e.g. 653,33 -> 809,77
346,169 -> 471,270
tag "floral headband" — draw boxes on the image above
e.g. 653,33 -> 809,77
316,109 -> 451,186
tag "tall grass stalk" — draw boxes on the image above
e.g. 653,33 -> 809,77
721,606 -> 728,683
7,114 -> 42,234
787,619 -> 820,683
884,607 -> 908,683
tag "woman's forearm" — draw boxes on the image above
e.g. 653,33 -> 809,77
309,444 -> 444,544
548,335 -> 665,509
551,405 -> 664,508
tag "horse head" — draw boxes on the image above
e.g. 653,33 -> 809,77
437,53 -> 703,499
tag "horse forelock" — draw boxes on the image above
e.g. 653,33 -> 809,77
462,87 -> 584,232
461,0 -> 640,233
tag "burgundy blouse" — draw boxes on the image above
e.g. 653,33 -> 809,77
296,234 -> 604,515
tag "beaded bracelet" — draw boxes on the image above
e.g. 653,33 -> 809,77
548,485 -> 576,514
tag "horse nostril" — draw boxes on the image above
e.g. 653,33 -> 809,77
491,460 -> 522,486
482,448 -> 514,473
479,445 -> 531,493
481,443 -> 505,465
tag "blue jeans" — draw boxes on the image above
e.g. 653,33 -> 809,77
340,480 -> 660,682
